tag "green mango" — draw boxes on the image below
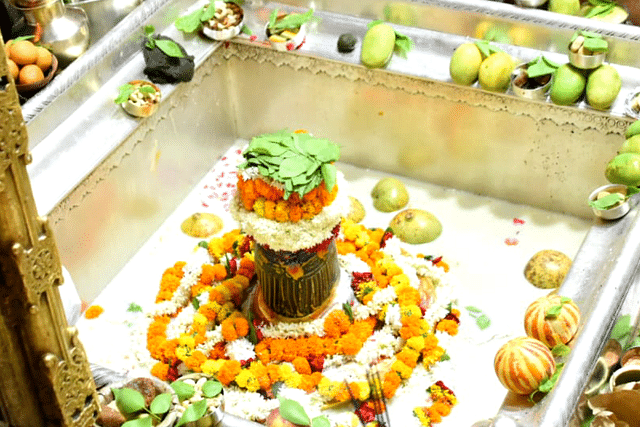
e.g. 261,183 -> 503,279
548,0 -> 580,15
605,152 -> 640,186
361,23 -> 396,68
449,43 -> 483,86
586,65 -> 622,111
626,120 -> 640,139
619,135 -> 640,155
550,64 -> 586,106
478,52 -> 515,92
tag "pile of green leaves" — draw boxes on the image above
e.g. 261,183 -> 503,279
278,397 -> 330,427
589,186 -> 639,210
584,0 -> 620,19
114,83 -> 157,104
526,56 -> 560,78
143,25 -> 185,58
175,0 -> 244,33
268,8 -> 316,33
610,314 -> 640,350
171,378 -> 223,427
571,30 -> 609,53
368,20 -> 413,58
112,386 -> 173,427
238,130 -> 340,199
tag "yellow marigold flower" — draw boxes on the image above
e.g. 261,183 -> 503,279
178,334 -> 196,348
208,239 -> 225,261
391,359 -> 413,379
175,346 -> 188,361
317,377 -> 341,399
401,304 -> 422,318
217,302 -> 235,321
193,313 -> 208,326
355,381 -> 370,400
354,231 -> 369,249
406,336 -> 425,353
423,346 -> 445,369
201,360 -> 221,376
253,197 -> 266,217
342,220 -> 361,241
390,273 -> 411,288
235,370 -> 261,392
284,372 -> 302,389
413,407 -> 431,427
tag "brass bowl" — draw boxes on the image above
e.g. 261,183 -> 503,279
568,49 -> 605,70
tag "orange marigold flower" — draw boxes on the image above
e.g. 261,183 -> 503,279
436,319 -> 459,336
234,316 -> 250,337
221,317 -> 239,341
323,310 -> 351,338
292,356 -> 312,375
84,305 -> 104,319
266,364 -> 282,383
383,371 -> 402,399
339,333 -> 363,356
218,360 -> 241,386
396,285 -> 421,307
160,339 -> 179,363
184,350 -> 207,372
396,348 -> 420,369
209,342 -> 227,360
150,362 -> 170,381
431,401 -> 452,417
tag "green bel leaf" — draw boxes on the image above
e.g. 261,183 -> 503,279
342,302 -> 354,322
311,416 -> 331,427
115,83 -> 135,104
112,387 -> 146,414
589,192 -> 625,210
476,314 -> 491,330
122,417 -> 153,427
127,302 -> 143,313
321,163 -> 336,192
144,25 -> 155,36
175,8 -> 205,33
176,399 -> 208,427
552,344 -> 571,357
150,393 -> 172,415
545,304 -> 563,319
279,397 -> 311,426
280,156 -> 314,178
171,380 -> 196,401
155,39 -> 185,58
465,305 -> 483,314
440,352 -> 451,361
202,380 -> 223,398
610,314 -> 632,342
201,0 -> 217,21
583,36 -> 608,53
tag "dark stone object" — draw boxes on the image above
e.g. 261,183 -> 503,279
337,33 -> 357,53
96,404 -> 127,427
123,377 -> 160,407
142,35 -> 195,84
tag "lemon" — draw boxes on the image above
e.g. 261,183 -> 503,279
449,43 -> 483,86
478,52 -> 515,92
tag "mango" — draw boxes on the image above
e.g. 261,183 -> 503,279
586,64 -> 622,111
361,23 -> 396,68
478,52 -> 515,92
449,43 -> 483,86
371,177 -> 409,212
548,0 -> 580,15
605,152 -> 640,186
625,120 -> 640,139
550,64 -> 586,106
619,135 -> 640,155
389,209 -> 442,244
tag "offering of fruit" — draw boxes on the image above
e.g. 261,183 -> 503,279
388,208 -> 442,244
494,336 -> 556,395
548,0 -> 580,15
371,177 -> 409,212
115,80 -> 162,118
550,64 -> 586,106
5,38 -> 54,86
585,64 -> 621,110
361,20 -> 413,69
175,0 -> 244,41
449,42 -> 483,86
478,51 -> 515,93
524,294 -> 581,348
524,249 -> 572,289
605,152 -> 640,186
266,8 -> 315,51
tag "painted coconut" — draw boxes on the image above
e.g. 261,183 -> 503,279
524,294 -> 580,348
494,336 -> 556,395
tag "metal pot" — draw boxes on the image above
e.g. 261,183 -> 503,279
67,0 -> 141,42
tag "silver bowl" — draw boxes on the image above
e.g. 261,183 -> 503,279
510,63 -> 552,101
589,184 -> 631,220
568,49 -> 605,70
515,0 -> 548,7
174,373 -> 225,427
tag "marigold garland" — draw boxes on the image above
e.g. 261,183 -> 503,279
146,222 -> 459,425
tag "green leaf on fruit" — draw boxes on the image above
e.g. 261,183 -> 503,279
394,31 -> 414,58
529,363 -> 565,401
552,344 -> 571,357
474,40 -> 503,58
279,397 -> 311,426
545,304 -> 563,319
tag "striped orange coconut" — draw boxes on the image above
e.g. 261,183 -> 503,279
524,294 -> 580,348
494,336 -> 556,395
